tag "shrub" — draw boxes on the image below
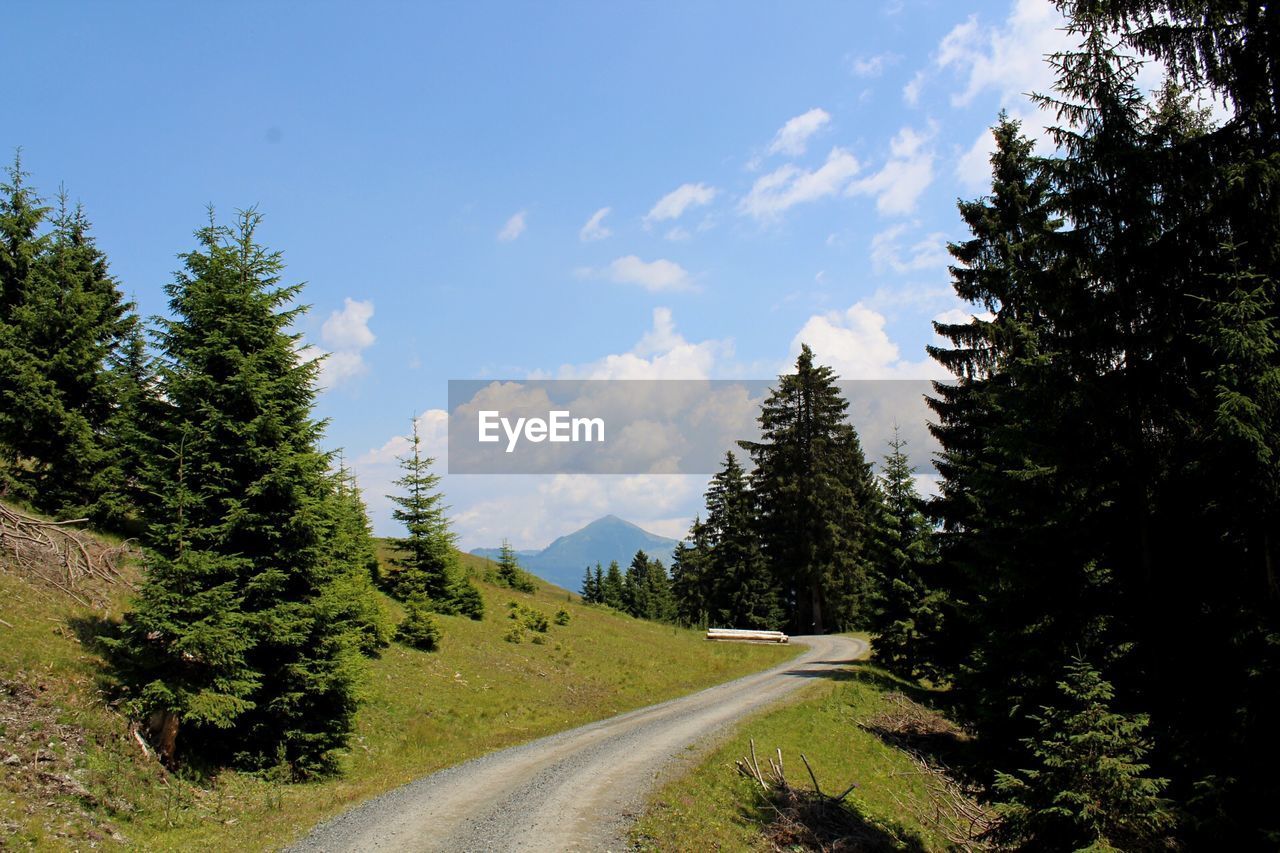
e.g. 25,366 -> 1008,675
395,596 -> 441,651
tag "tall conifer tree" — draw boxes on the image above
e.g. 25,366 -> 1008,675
386,418 -> 456,603
110,209 -> 363,776
740,345 -> 877,633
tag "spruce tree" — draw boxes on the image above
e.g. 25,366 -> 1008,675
622,550 -> 652,618
867,432 -> 939,679
386,418 -> 456,603
740,345 -> 878,633
494,539 -> 536,593
580,565 -> 599,603
644,558 -> 675,623
702,452 -> 781,630
602,560 -> 625,610
110,209 -> 363,776
395,595 -> 441,651
95,316 -> 167,533
0,153 -> 50,503
326,460 -> 391,656
0,168 -> 131,516
670,518 -> 712,628
994,658 -> 1173,851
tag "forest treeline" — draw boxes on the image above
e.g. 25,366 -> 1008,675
576,2 -> 1280,848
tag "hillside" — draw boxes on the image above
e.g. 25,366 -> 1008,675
471,514 -> 680,590
0,509 -> 795,850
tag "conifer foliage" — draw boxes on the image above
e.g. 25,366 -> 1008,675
866,432 -> 938,680
740,345 -> 879,633
110,210 -> 367,777
0,157 -> 133,516
994,658 -> 1173,851
384,418 -> 485,623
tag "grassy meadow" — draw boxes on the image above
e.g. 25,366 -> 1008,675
631,646 -> 989,852
0,544 -> 797,850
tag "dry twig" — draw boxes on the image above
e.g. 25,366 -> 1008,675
0,503 -> 136,608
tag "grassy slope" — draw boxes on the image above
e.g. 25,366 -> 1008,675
0,539 -> 796,850
631,648 -> 980,852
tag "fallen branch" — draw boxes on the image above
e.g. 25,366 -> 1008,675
0,503 -> 136,607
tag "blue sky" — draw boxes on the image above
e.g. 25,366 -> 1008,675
8,1 -> 1142,548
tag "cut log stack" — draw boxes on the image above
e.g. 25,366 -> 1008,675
706,627 -> 789,644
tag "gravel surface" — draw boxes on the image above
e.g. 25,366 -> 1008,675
289,634 -> 866,853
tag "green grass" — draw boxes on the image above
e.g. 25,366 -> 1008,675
631,647 -> 982,852
0,533 -> 798,850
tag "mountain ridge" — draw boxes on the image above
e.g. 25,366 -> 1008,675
470,515 -> 681,591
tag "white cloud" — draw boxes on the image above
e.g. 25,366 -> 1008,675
450,473 -> 706,552
357,408 -> 449,467
300,297 -> 377,390
767,108 -> 832,156
739,147 -> 861,221
903,69 -> 926,106
321,297 -> 375,350
849,53 -> 897,78
792,302 -> 951,379
579,207 -> 611,241
936,0 -> 1068,109
498,210 -> 527,242
870,223 -> 950,274
558,307 -> 731,380
644,183 -> 717,225
586,255 -> 694,293
848,125 -> 935,216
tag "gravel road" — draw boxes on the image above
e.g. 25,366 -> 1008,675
290,633 -> 866,853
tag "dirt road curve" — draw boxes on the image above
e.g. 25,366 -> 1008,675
290,634 -> 866,853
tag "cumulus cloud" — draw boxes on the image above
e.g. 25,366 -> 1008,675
870,223 -> 950,274
848,125 -> 935,216
792,302 -> 951,379
498,210 -> 527,242
581,255 -> 694,293
579,207 -> 612,241
357,408 -> 449,467
936,0 -> 1070,109
644,183 -> 717,225
558,307 -> 731,380
321,297 -> 375,351
299,297 -> 377,389
767,108 -> 832,156
739,147 -> 861,221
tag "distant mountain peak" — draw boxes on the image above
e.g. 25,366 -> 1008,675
469,515 -> 680,591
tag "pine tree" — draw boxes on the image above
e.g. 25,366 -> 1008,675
394,595 -> 441,651
994,658 -> 1173,851
867,432 -> 939,679
702,452 -> 781,630
740,345 -> 878,633
386,418 -> 456,603
0,169 -> 131,515
95,316 -> 167,533
580,565 -> 598,603
644,558 -> 675,623
326,460 -> 391,656
622,550 -> 652,618
602,561 -> 625,610
671,518 -> 713,627
109,209 -> 363,776
495,539 -> 536,593
0,152 -> 50,503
